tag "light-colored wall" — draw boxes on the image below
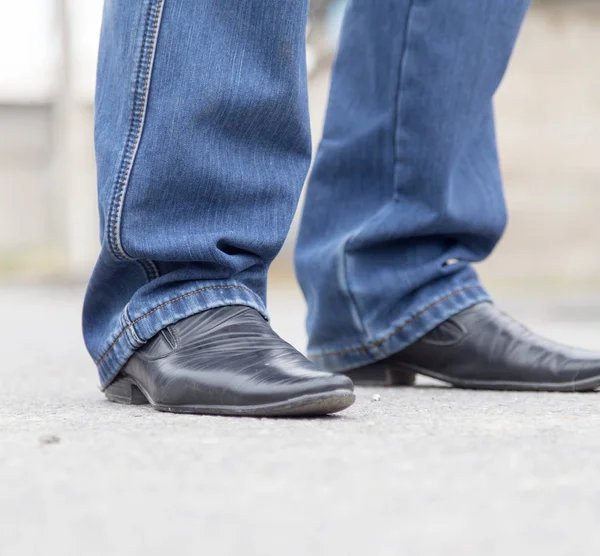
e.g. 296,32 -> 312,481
487,3 -> 600,291
0,1 -> 102,103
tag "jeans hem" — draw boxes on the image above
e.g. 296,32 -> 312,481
307,284 -> 490,373
96,282 -> 267,389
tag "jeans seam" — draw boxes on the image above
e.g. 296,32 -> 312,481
310,285 -> 480,359
123,307 -> 144,347
339,233 -> 372,344
95,285 -> 262,366
105,0 -> 165,281
339,2 -> 418,346
392,0 -> 417,201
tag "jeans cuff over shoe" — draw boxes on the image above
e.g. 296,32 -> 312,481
95,281 -> 267,389
307,283 -> 490,373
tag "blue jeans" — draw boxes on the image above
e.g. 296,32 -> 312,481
85,0 -> 530,388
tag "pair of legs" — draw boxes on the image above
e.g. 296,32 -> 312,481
84,0 -> 600,415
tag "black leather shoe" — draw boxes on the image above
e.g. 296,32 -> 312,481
105,306 -> 355,416
344,301 -> 600,392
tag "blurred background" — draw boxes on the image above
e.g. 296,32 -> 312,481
1,0 -> 600,300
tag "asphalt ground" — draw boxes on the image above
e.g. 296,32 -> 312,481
1,284 -> 600,556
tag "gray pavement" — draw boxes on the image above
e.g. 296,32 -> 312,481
2,284 -> 600,556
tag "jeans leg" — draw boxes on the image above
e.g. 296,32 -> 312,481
295,0 -> 530,372
84,0 -> 311,387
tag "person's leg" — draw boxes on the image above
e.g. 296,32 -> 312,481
84,0 -> 354,414
297,0 -> 600,392
296,0 -> 530,371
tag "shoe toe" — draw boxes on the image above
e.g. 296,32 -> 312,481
324,371 -> 354,392
267,365 -> 354,401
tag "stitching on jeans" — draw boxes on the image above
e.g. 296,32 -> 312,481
340,232 -> 373,346
337,2 -> 417,345
341,204 -> 400,348
109,0 -> 161,260
123,307 -> 143,347
95,285 -> 262,366
106,0 -> 164,281
392,0 -> 416,200
310,285 -> 480,359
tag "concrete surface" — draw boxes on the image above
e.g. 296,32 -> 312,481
2,284 -> 600,556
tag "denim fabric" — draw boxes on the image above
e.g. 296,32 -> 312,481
84,0 -> 529,387
295,0 -> 530,371
84,0 -> 311,387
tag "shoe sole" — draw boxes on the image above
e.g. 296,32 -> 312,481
345,362 -> 600,392
105,376 -> 355,417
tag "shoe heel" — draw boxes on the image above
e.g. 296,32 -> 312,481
345,362 -> 416,386
105,376 -> 149,405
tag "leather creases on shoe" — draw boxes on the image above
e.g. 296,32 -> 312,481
106,306 -> 355,416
